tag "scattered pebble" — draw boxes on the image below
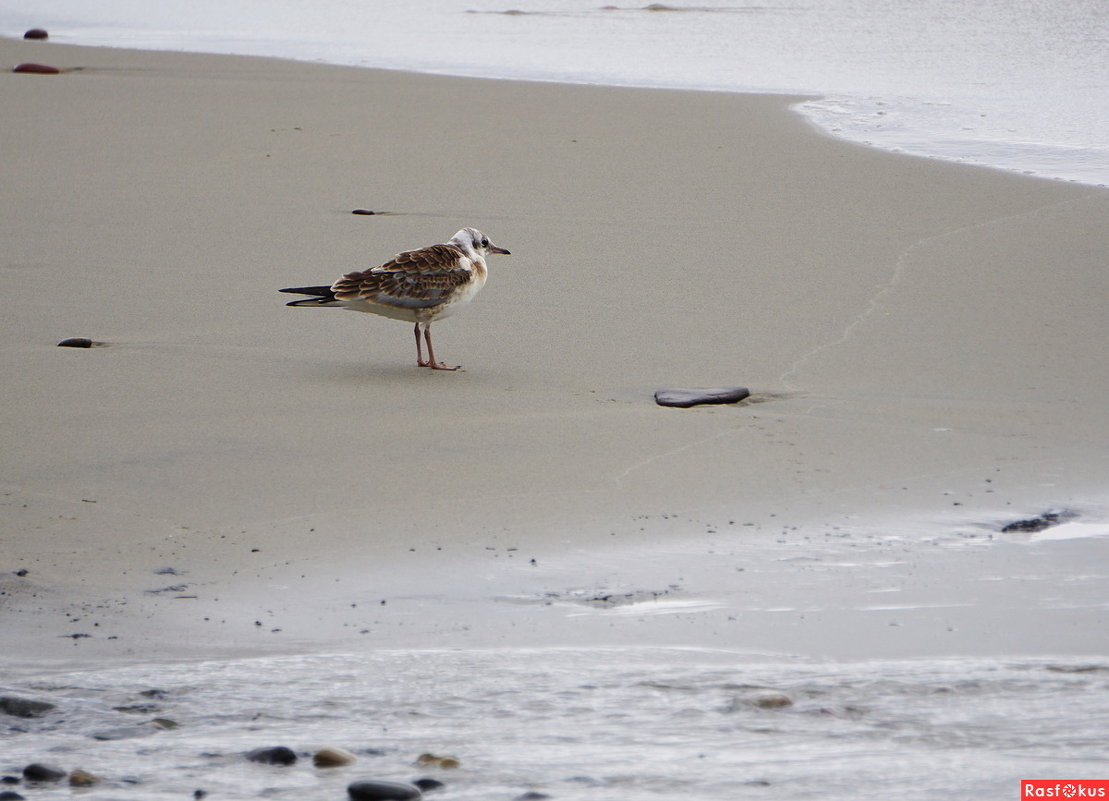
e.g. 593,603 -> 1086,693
57,337 -> 93,348
0,697 -> 56,718
654,386 -> 750,408
748,691 -> 793,709
13,63 -> 60,75
416,753 -> 459,769
352,208 -> 377,215
348,779 -> 423,800
314,746 -> 357,768
246,746 -> 298,766
514,793 -> 551,800
0,791 -> 26,801
68,769 -> 101,787
23,28 -> 49,40
412,778 -> 445,792
22,764 -> 66,783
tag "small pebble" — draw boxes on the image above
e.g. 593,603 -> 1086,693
13,63 -> 60,75
314,746 -> 357,768
246,746 -> 297,766
23,28 -> 49,40
416,753 -> 459,769
68,770 -> 101,787
412,778 -> 444,792
348,779 -> 422,801
57,337 -> 93,348
351,208 -> 377,215
22,764 -> 66,783
749,691 -> 793,709
0,791 -> 26,801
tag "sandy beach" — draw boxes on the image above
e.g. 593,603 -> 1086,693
2,36 -> 1108,670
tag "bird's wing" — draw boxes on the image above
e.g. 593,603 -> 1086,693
332,244 -> 473,309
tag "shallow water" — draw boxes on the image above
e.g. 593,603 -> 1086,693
4,649 -> 1108,801
4,0 -> 1107,185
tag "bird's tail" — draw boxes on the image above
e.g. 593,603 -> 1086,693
279,285 -> 341,307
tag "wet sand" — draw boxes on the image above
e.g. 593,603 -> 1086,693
2,37 -> 1107,666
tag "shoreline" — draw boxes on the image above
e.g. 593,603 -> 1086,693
4,26 -> 1105,189
2,37 -> 1107,666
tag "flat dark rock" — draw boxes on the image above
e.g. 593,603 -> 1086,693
0,697 -> 55,718
1001,510 -> 1076,534
24,28 -> 49,40
351,208 -> 377,215
13,62 -> 60,74
0,791 -> 26,801
348,780 -> 422,801
655,386 -> 750,408
57,337 -> 93,348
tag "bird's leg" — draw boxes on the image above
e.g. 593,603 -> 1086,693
414,322 -> 429,367
424,325 -> 460,371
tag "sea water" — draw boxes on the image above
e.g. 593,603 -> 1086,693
3,0 -> 1107,186
3,650 -> 1108,800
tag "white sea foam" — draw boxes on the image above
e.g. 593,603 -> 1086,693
5,0 -> 1107,185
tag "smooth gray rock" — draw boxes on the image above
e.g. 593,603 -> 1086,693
348,779 -> 422,800
655,386 -> 750,408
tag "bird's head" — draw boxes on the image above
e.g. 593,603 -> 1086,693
451,228 -> 510,258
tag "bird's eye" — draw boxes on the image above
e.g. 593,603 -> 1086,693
480,238 -> 489,247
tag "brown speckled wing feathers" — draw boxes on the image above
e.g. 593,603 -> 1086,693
332,244 -> 471,308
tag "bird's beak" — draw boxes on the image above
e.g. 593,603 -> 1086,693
489,245 -> 511,255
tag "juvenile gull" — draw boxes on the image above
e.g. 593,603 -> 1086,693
280,228 -> 509,370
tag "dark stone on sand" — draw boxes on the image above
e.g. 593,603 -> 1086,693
57,337 -> 93,348
514,793 -> 551,800
1001,510 -> 1076,534
0,791 -> 25,801
14,569 -> 29,577
22,764 -> 66,783
352,208 -> 377,215
13,62 -> 60,75
23,28 -> 49,40
0,777 -> 19,785
348,779 -> 422,801
0,697 -> 55,718
412,778 -> 444,792
246,746 -> 298,766
654,386 -> 750,408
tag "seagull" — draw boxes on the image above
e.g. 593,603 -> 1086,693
280,228 -> 510,370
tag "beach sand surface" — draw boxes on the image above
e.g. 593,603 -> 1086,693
2,39 -> 1107,665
